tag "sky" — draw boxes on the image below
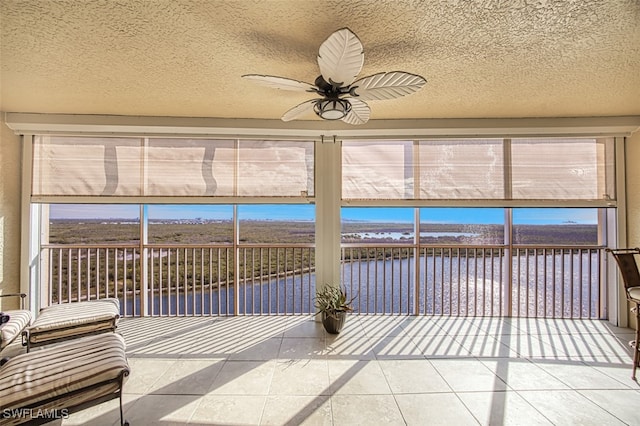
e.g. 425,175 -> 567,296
49,204 -> 599,225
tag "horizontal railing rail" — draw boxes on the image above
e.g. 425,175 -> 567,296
41,242 -> 604,319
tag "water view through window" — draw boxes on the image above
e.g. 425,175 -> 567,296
44,205 -> 605,318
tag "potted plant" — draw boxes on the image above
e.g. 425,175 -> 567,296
314,285 -> 355,334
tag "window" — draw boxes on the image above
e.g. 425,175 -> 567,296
342,207 -> 414,244
147,205 -> 233,244
48,204 -> 140,244
420,208 -> 504,245
512,208 -> 600,245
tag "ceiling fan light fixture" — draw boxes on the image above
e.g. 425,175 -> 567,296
314,98 -> 351,120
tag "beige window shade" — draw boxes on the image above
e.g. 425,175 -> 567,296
342,137 -> 614,202
237,140 -> 314,196
510,138 -> 614,200
418,139 -> 503,199
342,141 -> 413,199
33,136 -> 141,196
33,136 -> 314,198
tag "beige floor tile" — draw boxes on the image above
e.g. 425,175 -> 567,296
508,318 -> 561,335
378,359 -> 451,393
283,318 -> 328,338
519,390 -> 626,425
372,335 -> 425,359
433,317 -> 484,336
62,396 -> 127,426
241,316 -> 289,340
457,334 -> 518,358
359,316 -> 406,337
548,319 -> 621,335
468,318 -> 521,335
327,360 -> 391,394
279,337 -> 327,359
534,360 -> 633,389
536,332 -> 632,362
230,337 -> 282,361
208,360 -> 275,395
412,334 -> 471,358
501,334 -> 565,359
261,395 -> 332,426
122,394 -> 201,425
398,316 -> 447,337
579,389 -> 640,425
457,391 -> 553,425
149,359 -> 225,395
110,317 -> 639,425
430,358 -> 507,392
479,358 -> 569,390
331,394 -> 405,425
325,336 -> 377,359
395,393 -> 479,426
124,358 -> 178,394
269,359 -> 330,395
190,395 -> 265,425
584,360 -> 639,385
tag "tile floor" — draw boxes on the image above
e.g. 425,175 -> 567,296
60,316 -> 639,425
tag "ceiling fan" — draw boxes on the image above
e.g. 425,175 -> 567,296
242,28 -> 427,125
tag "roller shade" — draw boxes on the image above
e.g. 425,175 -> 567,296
32,136 -> 315,198
342,141 -> 413,199
417,139 -> 503,199
510,138 -> 614,200
342,137 -> 614,202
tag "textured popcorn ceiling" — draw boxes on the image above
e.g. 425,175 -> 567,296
1,0 -> 639,122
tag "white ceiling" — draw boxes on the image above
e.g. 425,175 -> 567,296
1,0 -> 639,124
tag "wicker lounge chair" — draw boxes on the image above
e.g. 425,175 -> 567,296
607,248 -> 640,380
0,333 -> 130,425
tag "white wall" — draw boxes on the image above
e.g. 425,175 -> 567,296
0,114 -> 22,309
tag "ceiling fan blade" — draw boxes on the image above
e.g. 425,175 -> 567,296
351,71 -> 427,101
317,28 -> 364,88
341,98 -> 370,125
242,74 -> 316,92
281,99 -> 318,121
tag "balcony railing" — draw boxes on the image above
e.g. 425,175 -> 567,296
341,245 -> 603,318
41,243 -> 605,319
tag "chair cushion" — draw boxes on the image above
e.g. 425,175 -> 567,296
0,310 -> 32,350
27,298 -> 120,346
0,333 -> 129,412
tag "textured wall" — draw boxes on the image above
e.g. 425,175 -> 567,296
0,114 -> 22,309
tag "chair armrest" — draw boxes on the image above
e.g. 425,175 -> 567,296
0,293 -> 27,309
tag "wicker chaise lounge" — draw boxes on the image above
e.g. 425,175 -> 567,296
0,333 -> 130,425
23,298 -> 121,351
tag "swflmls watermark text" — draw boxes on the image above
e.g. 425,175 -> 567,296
2,408 -> 69,421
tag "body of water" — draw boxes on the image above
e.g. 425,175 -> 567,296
123,252 -> 601,319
